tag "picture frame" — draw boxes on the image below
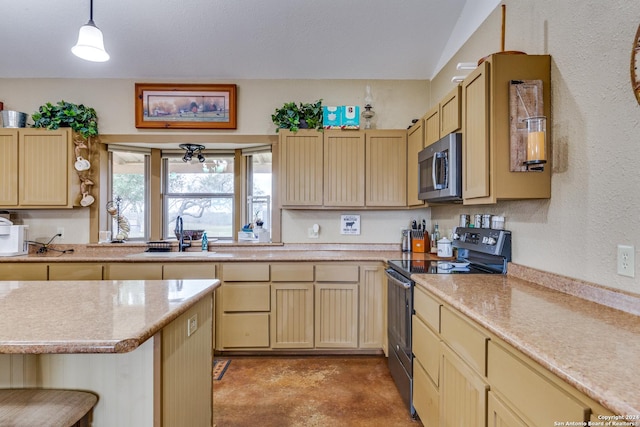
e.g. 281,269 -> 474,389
134,83 -> 237,129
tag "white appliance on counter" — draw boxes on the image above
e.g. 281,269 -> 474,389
0,218 -> 29,257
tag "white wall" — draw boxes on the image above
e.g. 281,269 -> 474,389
428,0 -> 640,294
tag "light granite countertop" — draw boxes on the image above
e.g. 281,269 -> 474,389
413,266 -> 640,417
0,279 -> 220,354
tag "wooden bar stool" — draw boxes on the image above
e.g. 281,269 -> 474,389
0,388 -> 98,427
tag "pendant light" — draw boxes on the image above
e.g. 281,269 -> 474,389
72,0 -> 110,62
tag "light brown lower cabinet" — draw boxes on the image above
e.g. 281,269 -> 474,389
162,262 -> 216,279
487,391 -> 528,427
440,343 -> 488,427
0,263 -> 48,280
413,360 -> 439,427
412,285 -> 618,427
271,283 -> 314,348
48,263 -> 103,280
104,262 -> 162,280
220,312 -> 270,348
314,283 -> 358,348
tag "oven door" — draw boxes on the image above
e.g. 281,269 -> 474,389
385,268 -> 415,415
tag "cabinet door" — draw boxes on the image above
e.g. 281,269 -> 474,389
406,121 -> 425,207
49,263 -> 103,280
19,129 -> 72,207
279,130 -> 323,206
0,130 -> 18,206
440,344 -> 488,427
104,263 -> 163,280
0,263 -> 47,280
424,105 -> 440,147
271,283 -> 314,348
315,283 -> 358,348
359,264 -> 384,349
414,360 -> 440,427
220,313 -> 270,348
365,130 -> 407,207
487,391 -> 528,427
462,61 -> 491,201
439,85 -> 462,136
323,130 -> 365,206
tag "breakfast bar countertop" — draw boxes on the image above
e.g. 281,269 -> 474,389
412,267 -> 640,417
0,279 -> 220,354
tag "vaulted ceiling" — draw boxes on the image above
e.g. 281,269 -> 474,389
1,0 -> 499,80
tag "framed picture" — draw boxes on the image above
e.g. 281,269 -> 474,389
135,83 -> 237,129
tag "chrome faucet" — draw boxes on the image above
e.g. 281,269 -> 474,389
175,216 -> 191,252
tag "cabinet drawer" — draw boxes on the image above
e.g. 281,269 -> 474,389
222,263 -> 269,281
414,286 -> 440,332
163,263 -> 216,279
220,313 -> 270,348
315,264 -> 359,282
222,283 -> 270,312
49,263 -> 103,280
488,341 -> 589,426
271,263 -> 314,282
440,306 -> 487,376
413,360 -> 440,426
0,263 -> 47,280
412,315 -> 440,386
104,263 -> 163,280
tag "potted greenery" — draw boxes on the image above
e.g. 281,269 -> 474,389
271,99 -> 323,132
31,100 -> 99,139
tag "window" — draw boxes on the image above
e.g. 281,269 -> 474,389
244,149 -> 272,233
109,149 -> 150,240
163,153 -> 235,240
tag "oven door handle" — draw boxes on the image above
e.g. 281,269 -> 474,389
385,269 -> 412,289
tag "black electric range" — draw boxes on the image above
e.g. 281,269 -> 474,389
388,227 -> 512,279
385,227 -> 511,418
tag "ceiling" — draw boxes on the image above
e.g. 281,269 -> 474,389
1,0 -> 499,80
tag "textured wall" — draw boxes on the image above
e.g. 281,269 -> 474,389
428,0 -> 640,294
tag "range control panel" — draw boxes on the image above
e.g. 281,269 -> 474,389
452,227 -> 512,258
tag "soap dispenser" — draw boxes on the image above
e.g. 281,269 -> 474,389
201,232 -> 208,252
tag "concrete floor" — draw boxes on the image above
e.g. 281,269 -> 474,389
213,356 -> 423,427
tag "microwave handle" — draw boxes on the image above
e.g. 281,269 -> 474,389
432,154 -> 438,189
433,151 -> 448,190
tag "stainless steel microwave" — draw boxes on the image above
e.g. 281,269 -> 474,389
418,132 -> 462,202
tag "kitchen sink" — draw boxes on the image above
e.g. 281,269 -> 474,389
127,251 -> 233,258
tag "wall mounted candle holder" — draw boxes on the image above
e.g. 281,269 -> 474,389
509,79 -> 547,172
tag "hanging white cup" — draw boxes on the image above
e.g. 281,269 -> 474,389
75,156 -> 91,171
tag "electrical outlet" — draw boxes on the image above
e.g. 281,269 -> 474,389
187,314 -> 198,336
57,227 -> 64,240
617,245 -> 635,278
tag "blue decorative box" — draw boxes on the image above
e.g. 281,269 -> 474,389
341,106 -> 360,129
323,106 -> 342,129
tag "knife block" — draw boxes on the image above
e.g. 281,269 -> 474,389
411,230 -> 428,253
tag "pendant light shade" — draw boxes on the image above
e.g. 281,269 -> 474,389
72,0 -> 109,62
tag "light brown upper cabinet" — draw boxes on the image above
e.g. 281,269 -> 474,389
0,128 -> 74,208
279,129 -> 407,208
407,120 -> 426,207
279,130 -> 324,207
365,130 -> 407,207
462,54 -> 551,205
424,85 -> 462,148
323,130 -> 365,206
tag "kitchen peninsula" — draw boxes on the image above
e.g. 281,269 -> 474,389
0,278 -> 219,427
